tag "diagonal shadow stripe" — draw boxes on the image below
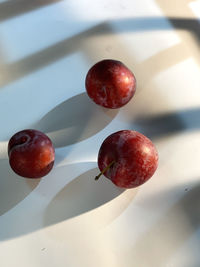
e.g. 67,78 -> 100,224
133,107 -> 200,139
0,17 -> 199,87
0,0 -> 62,22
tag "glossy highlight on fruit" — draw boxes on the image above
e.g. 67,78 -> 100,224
97,130 -> 158,188
85,59 -> 136,109
8,129 -> 55,178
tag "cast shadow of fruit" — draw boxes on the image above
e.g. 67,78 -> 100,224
44,167 -> 136,226
0,162 -> 137,240
0,159 -> 40,216
33,93 -> 118,148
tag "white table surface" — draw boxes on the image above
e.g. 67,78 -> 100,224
0,1 -> 200,266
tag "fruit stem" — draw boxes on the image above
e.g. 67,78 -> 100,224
95,160 -> 115,181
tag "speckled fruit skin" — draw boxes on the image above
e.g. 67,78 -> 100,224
98,130 -> 158,188
8,129 -> 55,178
85,59 -> 136,109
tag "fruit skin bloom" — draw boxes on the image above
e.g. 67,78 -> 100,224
8,129 -> 55,178
98,130 -> 158,188
85,59 -> 136,109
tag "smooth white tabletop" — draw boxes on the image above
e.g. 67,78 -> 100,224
0,1 -> 200,266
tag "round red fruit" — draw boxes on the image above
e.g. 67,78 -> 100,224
8,129 -> 55,178
97,130 -> 158,188
85,59 -> 136,109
